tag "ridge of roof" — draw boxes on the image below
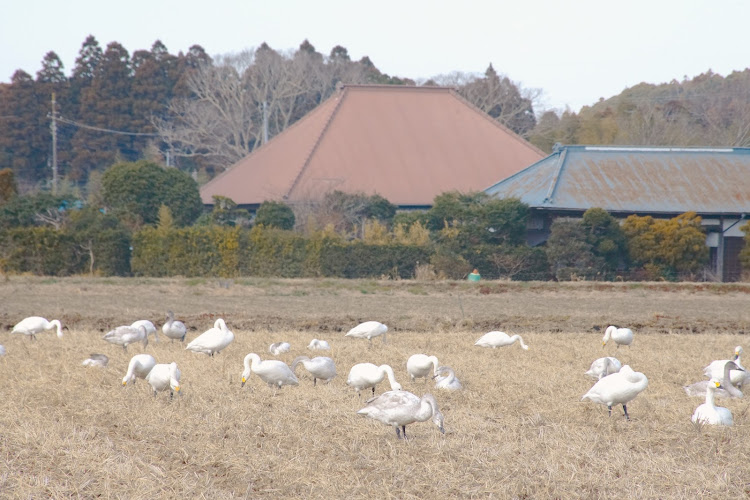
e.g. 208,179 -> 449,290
569,144 -> 749,154
447,88 -> 546,157
542,148 -> 568,205
199,93 -> 341,197
339,84 -> 454,92
284,86 -> 350,199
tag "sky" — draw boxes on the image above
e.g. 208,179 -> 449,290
3,0 -> 749,113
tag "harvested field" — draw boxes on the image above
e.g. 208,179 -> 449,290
1,277 -> 750,498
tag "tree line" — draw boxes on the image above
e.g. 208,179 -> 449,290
0,37 -> 537,194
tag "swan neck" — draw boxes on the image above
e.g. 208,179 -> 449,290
52,320 -> 63,337
416,396 -> 437,422
380,365 -> 397,384
706,387 -> 716,407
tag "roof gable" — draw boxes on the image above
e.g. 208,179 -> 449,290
486,145 -> 750,215
200,85 -> 544,206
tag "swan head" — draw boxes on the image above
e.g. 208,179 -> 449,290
391,382 -> 403,391
433,410 -> 445,434
735,346 -> 743,358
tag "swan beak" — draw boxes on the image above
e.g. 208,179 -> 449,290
602,342 -> 606,347
122,381 -> 127,387
174,386 -> 181,392
439,425 -> 445,434
241,377 -> 246,387
714,381 -> 721,388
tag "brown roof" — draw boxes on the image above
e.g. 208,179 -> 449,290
200,84 -> 544,207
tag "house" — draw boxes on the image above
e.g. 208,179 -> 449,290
199,84 -> 544,210
485,145 -> 750,281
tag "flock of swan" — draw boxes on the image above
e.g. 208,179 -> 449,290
6,314 -> 747,437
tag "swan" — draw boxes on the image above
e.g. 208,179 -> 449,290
241,353 -> 298,390
704,346 -> 748,387
692,378 -> 733,426
0,345 -> 5,356
433,366 -> 463,391
406,354 -> 440,382
161,310 -> 187,342
307,339 -> 331,350
122,354 -> 157,386
602,325 -> 634,348
185,318 -> 234,356
269,342 -> 291,356
103,324 -> 148,351
345,321 -> 388,345
347,363 -> 402,397
291,356 -> 337,386
82,353 -> 109,368
131,320 -> 158,343
581,365 -> 648,420
585,357 -> 623,380
685,361 -> 744,398
12,316 -> 64,340
145,362 -> 181,399
474,331 -> 529,350
357,390 -> 445,439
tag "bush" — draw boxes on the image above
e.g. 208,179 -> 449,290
255,201 -> 296,230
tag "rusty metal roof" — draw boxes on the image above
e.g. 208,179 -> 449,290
200,84 -> 544,207
485,145 -> 750,215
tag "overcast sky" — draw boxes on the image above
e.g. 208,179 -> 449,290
3,0 -> 748,113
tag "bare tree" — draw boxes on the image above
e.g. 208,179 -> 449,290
432,65 -> 541,137
155,43 -> 372,176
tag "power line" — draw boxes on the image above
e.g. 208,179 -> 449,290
52,114 -> 160,137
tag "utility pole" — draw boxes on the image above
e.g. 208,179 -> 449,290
50,93 -> 58,194
262,101 -> 269,144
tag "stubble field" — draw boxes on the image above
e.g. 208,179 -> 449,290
1,277 -> 750,498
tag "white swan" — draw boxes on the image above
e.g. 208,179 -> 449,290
347,363 -> 402,397
434,366 -> 463,391
585,357 -> 623,380
12,316 -> 64,340
122,354 -> 157,385
686,361 -> 744,398
602,325 -> 634,348
185,318 -> 234,356
291,356 -> 337,386
269,342 -> 291,355
0,345 -> 6,356
103,324 -> 148,351
82,353 -> 109,368
406,354 -> 440,382
307,339 -> 331,350
145,362 -> 181,399
357,390 -> 445,439
161,310 -> 187,342
474,331 -> 529,350
581,365 -> 648,420
345,321 -> 388,345
692,378 -> 733,426
241,353 -> 299,390
131,320 -> 158,342
704,346 -> 748,387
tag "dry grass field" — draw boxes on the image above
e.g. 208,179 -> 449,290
2,277 -> 750,498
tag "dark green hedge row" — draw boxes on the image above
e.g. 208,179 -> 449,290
1,225 -> 547,280
0,227 -> 131,276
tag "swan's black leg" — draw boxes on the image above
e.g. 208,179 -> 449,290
314,378 -> 317,387
608,405 -> 612,417
372,387 -> 376,396
623,404 -> 630,420
402,426 -> 407,439
395,427 -> 401,439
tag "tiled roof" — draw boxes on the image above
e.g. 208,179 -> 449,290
200,84 -> 544,207
485,145 -> 750,215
